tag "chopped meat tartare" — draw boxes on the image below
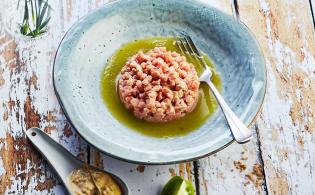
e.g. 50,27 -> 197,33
118,47 -> 200,122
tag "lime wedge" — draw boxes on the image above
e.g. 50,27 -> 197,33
161,176 -> 195,195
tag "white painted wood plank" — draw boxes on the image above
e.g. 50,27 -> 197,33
197,133 -> 266,194
237,0 -> 315,194
195,1 -> 266,195
310,0 -> 315,25
0,0 -> 92,193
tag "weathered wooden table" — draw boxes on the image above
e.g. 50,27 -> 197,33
0,0 -> 315,194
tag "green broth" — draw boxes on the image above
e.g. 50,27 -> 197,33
101,37 -> 221,138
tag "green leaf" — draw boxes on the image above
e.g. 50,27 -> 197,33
30,0 -> 35,23
27,25 -> 36,37
39,0 -> 49,27
34,0 -> 39,27
38,0 -> 43,11
39,16 -> 50,30
38,30 -> 47,35
23,0 -> 29,22
17,0 -> 21,9
19,0 -> 51,38
20,22 -> 29,35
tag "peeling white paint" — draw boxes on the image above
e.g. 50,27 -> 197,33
295,88 -> 302,103
259,0 -> 269,14
255,0 -> 315,194
0,149 -> 5,176
300,47 -> 315,77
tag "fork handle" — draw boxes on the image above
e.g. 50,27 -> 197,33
205,80 -> 253,143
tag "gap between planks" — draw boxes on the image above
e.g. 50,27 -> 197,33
309,0 -> 315,30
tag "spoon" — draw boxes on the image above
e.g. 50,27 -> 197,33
26,127 -> 129,194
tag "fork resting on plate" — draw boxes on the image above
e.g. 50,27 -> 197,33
176,33 -> 253,143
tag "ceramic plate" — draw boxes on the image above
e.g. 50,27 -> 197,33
53,0 -> 266,164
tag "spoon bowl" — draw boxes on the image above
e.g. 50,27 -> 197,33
26,127 -> 129,194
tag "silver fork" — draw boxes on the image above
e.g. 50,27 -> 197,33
176,34 -> 253,143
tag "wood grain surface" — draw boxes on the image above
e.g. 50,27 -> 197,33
0,0 -> 314,194
238,0 -> 315,194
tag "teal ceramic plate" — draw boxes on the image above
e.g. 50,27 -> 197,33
53,0 -> 266,164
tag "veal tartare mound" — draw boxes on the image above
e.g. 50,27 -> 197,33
118,47 -> 200,122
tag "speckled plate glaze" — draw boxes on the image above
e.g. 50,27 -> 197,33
53,0 -> 266,164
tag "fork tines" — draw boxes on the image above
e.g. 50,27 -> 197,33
176,33 -> 206,68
